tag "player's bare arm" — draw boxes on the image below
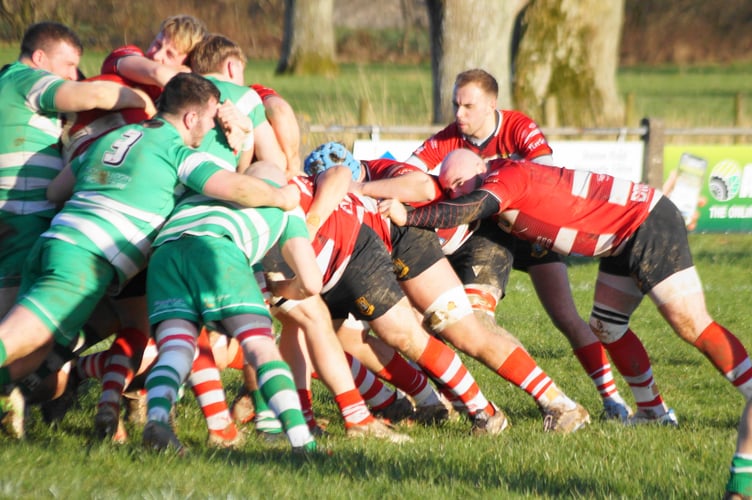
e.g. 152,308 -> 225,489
268,237 -> 323,300
202,168 -> 300,211
116,55 -> 190,88
54,80 -> 156,114
306,166 -> 352,235
358,171 -> 438,204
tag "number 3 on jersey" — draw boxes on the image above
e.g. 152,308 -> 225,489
103,130 -> 143,166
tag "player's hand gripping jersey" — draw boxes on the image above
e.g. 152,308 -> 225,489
364,158 -> 477,255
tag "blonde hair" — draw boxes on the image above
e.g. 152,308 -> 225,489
158,15 -> 208,55
188,33 -> 246,74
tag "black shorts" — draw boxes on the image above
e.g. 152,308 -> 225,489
323,224 -> 404,321
599,196 -> 693,293
446,218 -> 513,293
114,268 -> 147,299
389,225 -> 445,280
497,232 -> 565,271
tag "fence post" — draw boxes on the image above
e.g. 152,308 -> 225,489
735,92 -> 746,144
640,117 -> 665,188
624,92 -> 635,126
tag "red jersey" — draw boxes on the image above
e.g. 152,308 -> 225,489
290,176 -> 390,292
481,159 -> 660,257
100,45 -> 162,101
250,83 -> 279,101
363,158 -> 476,255
410,109 -> 552,172
61,74 -> 151,163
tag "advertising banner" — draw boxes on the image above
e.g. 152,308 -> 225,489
664,146 -> 752,232
353,139 -> 643,181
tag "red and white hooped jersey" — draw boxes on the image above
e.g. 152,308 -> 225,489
100,45 -> 163,101
290,176 -> 391,292
61,74 -> 152,163
410,109 -> 552,172
481,159 -> 660,257
364,158 -> 476,255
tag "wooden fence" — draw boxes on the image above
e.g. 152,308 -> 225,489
303,118 -> 752,189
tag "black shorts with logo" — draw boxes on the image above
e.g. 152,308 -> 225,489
389,225 -> 446,281
323,224 -> 405,321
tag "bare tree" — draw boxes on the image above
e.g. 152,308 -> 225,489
425,0 -> 529,124
514,0 -> 625,127
277,0 -> 338,76
0,0 -> 73,41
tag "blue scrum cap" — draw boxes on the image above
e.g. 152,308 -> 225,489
303,141 -> 362,181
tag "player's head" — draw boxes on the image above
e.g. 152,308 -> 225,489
439,149 -> 487,199
245,161 -> 287,187
452,69 -> 498,139
304,142 -> 363,181
147,15 -> 207,66
188,33 -> 246,84
159,73 -> 220,147
20,21 -> 82,80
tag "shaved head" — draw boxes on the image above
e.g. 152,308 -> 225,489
439,149 -> 487,199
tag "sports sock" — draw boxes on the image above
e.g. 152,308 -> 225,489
145,326 -> 196,424
727,453 -> 752,497
573,341 -> 623,401
187,329 -> 233,433
252,388 -> 282,434
693,322 -> 752,400
227,344 -> 245,370
496,346 -> 575,410
76,351 -> 107,380
377,351 -> 442,406
334,388 -> 375,428
603,329 -> 666,415
296,388 -> 317,431
257,360 -> 314,449
98,327 -> 149,413
416,336 -> 493,416
345,353 -> 396,411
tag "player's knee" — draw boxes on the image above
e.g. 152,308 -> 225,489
423,286 -> 473,334
588,313 -> 628,344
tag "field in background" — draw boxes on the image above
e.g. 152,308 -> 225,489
1,46 -> 751,497
3,46 -> 752,135
0,232 -> 750,498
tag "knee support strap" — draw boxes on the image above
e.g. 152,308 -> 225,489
589,303 -> 630,344
464,283 -> 501,317
423,286 -> 473,333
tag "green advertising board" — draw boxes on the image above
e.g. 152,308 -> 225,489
664,146 -> 752,232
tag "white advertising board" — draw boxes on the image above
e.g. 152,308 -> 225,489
352,139 -> 644,182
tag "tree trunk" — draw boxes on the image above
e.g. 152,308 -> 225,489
276,0 -> 338,76
426,0 -> 529,124
513,0 -> 625,127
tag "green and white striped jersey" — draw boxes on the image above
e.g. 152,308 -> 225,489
198,77 -> 267,165
43,118 -> 225,289
154,188 -> 308,266
0,61 -> 66,219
